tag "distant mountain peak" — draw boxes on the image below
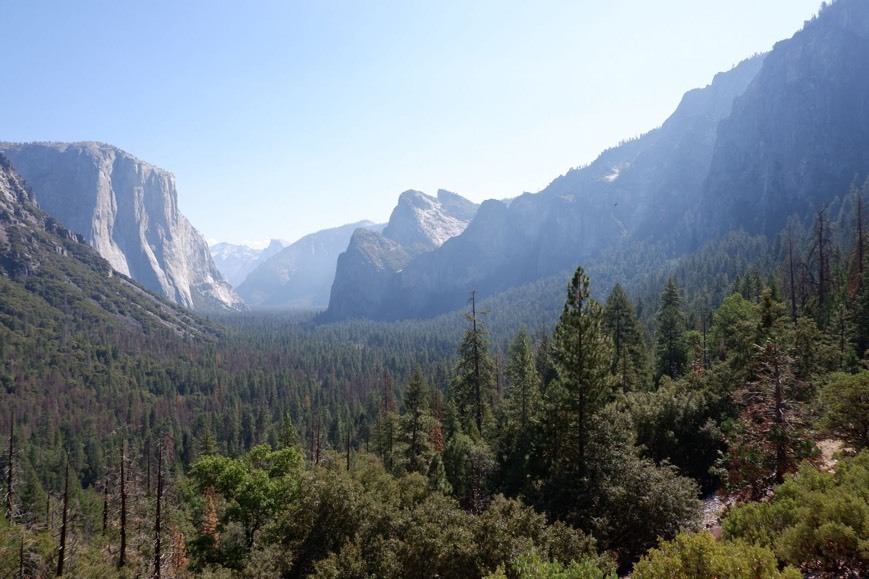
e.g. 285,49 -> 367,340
382,189 -> 479,251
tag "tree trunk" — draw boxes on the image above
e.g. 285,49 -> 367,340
6,412 -> 13,521
154,445 -> 163,579
56,459 -> 69,577
119,441 -> 127,568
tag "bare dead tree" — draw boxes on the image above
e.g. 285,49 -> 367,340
102,473 -> 109,535
56,458 -> 69,577
118,441 -> 127,569
6,411 -> 13,521
153,443 -> 163,579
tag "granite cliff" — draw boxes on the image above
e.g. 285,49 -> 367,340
0,142 -> 244,312
324,190 -> 478,320
327,0 -> 869,321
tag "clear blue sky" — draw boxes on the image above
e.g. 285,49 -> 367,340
0,1 -> 822,247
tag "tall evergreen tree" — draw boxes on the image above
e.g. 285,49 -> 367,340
374,372 -> 399,472
548,267 -> 614,478
809,206 -> 833,328
400,367 -> 432,474
449,292 -> 496,436
655,279 -> 688,382
499,327 -> 541,495
603,284 -> 649,392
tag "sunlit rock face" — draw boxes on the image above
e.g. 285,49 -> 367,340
324,189 -> 478,320
0,142 -> 245,312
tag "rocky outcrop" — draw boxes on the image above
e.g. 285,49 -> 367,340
326,54 -> 765,320
324,190 -> 478,320
382,190 -> 479,251
236,221 -> 382,309
700,0 -> 869,238
0,142 -> 245,312
325,228 -> 415,320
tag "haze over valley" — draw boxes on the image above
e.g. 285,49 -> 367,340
0,2 -> 867,577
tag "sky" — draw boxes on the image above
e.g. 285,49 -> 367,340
0,1 -> 823,248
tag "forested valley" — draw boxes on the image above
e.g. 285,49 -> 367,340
1,187 -> 868,578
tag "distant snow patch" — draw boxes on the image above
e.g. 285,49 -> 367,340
602,162 -> 629,183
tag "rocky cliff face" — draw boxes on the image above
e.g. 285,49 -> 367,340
0,152 -> 214,337
700,0 -> 869,238
326,54 -> 765,320
237,221 -> 382,309
324,190 -> 478,320
0,142 -> 245,312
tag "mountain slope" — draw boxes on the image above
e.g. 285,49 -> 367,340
0,142 -> 245,312
700,0 -> 869,238
324,190 -> 478,320
0,153 -> 214,338
326,54 -> 765,321
211,239 -> 288,287
236,221 -> 382,309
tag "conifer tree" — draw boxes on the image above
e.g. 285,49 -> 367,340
6,413 -> 13,521
499,327 -> 541,494
118,440 -> 127,569
603,284 -> 648,391
450,291 -> 496,435
505,327 -> 541,438
56,458 -> 69,577
374,372 -> 399,472
548,266 -> 614,478
400,367 -> 431,473
655,279 -> 688,381
725,339 -> 815,498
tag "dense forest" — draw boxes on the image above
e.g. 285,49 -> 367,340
1,186 -> 869,577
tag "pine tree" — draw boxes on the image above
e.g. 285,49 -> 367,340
505,328 -> 541,437
374,372 -> 399,472
603,284 -> 649,391
56,458 -> 69,577
154,443 -> 164,579
6,412 -> 13,521
655,279 -> 688,382
450,292 -> 496,435
278,413 -> 302,450
400,367 -> 431,474
118,440 -> 127,569
499,327 -> 541,494
725,341 -> 815,498
548,267 -> 614,478
809,206 -> 833,328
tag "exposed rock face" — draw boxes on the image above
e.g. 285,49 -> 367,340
382,190 -> 479,251
0,153 -> 215,337
700,0 -> 869,238
337,1 -> 869,323
326,55 -> 765,321
0,142 -> 245,312
236,221 -> 382,309
211,239 -> 288,287
324,190 -> 478,320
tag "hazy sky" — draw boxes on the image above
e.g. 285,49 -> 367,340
1,1 -> 822,247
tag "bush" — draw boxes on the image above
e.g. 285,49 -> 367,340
723,451 -> 869,576
821,371 -> 869,449
632,532 -> 800,579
